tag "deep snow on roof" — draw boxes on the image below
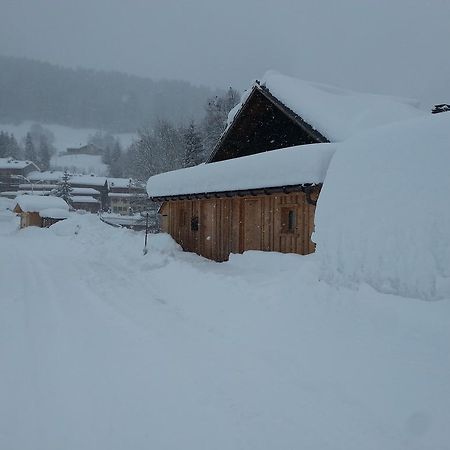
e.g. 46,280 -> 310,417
147,143 -> 336,197
71,195 -> 100,203
38,208 -> 70,219
227,71 -> 425,142
15,195 -> 69,213
70,175 -> 107,186
108,178 -> 132,188
0,158 -> 38,170
71,187 -> 101,195
27,171 -> 140,189
28,171 -> 64,182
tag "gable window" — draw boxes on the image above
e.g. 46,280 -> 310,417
191,216 -> 199,232
281,207 -> 296,233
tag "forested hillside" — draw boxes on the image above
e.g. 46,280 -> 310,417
0,56 -> 216,132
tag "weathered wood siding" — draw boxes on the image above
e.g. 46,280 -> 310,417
20,212 -> 42,228
159,189 -> 320,262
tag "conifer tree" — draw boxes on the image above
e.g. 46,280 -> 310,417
183,121 -> 204,167
54,170 -> 73,205
24,132 -> 37,163
38,135 -> 51,170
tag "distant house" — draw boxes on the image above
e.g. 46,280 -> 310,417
66,143 -> 103,156
107,178 -> 147,214
70,174 -> 109,209
148,72 -> 423,262
21,171 -> 146,213
13,195 -> 69,229
70,195 -> 101,213
0,158 -> 40,193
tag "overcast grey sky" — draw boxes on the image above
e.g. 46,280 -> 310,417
1,0 -> 449,106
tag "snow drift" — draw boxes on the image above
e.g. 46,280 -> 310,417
314,113 -> 450,300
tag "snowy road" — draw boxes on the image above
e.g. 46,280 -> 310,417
1,211 -> 449,450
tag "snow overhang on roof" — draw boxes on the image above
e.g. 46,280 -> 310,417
0,158 -> 40,171
39,208 -> 70,219
224,71 -> 426,144
147,143 -> 336,200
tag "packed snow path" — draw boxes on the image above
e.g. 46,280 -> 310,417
0,212 -> 449,450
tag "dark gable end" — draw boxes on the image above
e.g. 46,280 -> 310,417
208,83 -> 329,163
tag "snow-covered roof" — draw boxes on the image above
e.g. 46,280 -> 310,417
108,192 -> 147,198
18,183 -> 57,190
71,187 -> 101,195
108,178 -> 132,188
226,71 -> 425,142
147,143 -> 335,198
17,190 -> 51,196
71,195 -> 100,203
28,171 -> 64,183
0,158 -> 39,170
27,171 -> 142,191
38,208 -> 70,219
70,175 -> 107,186
15,195 -> 69,213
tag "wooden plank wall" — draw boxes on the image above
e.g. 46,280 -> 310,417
160,189 -> 320,262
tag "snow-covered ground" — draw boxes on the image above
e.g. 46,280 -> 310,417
0,211 -> 449,450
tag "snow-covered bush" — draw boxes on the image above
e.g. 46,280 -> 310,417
314,113 -> 450,300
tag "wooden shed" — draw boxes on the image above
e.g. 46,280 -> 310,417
148,144 -> 335,261
147,72 -> 422,262
13,195 -> 70,229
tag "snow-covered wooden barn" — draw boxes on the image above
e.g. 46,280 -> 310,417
147,72 -> 423,262
13,195 -> 70,228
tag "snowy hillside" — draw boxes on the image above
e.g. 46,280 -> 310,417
0,210 -> 449,450
0,121 -> 135,174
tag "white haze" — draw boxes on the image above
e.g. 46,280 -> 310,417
1,0 -> 449,107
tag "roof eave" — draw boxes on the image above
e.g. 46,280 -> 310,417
149,183 -> 322,202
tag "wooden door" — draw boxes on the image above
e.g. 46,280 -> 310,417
200,200 -> 215,260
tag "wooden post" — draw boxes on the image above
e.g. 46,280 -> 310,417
143,212 -> 149,255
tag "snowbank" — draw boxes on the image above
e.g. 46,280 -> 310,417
314,113 -> 450,300
1,212 -> 449,449
147,143 -> 335,197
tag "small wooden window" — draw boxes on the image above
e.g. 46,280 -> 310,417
191,216 -> 199,232
281,207 -> 296,233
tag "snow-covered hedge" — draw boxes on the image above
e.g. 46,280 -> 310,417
314,113 -> 450,300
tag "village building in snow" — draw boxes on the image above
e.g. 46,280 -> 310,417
147,72 -> 423,262
0,158 -> 40,194
13,195 -> 70,228
107,178 -> 147,215
65,143 -> 103,156
3,170 -> 148,214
